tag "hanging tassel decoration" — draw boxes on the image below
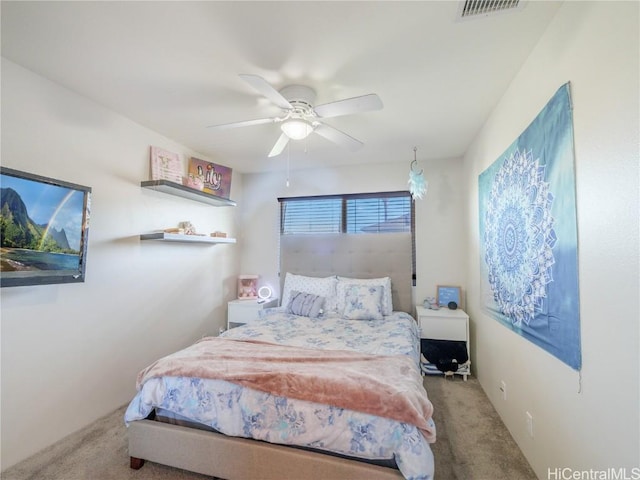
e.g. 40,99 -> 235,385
408,147 -> 427,199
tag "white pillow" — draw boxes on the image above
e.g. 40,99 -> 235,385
281,273 -> 338,312
337,276 -> 393,315
342,284 -> 384,320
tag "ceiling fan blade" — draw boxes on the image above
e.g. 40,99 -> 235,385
239,74 -> 292,110
314,123 -> 363,152
206,117 -> 275,130
268,133 -> 290,157
314,94 -> 383,119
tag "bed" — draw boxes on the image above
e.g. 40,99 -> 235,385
125,233 -> 435,479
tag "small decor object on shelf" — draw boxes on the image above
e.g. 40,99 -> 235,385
238,275 -> 258,300
182,173 -> 204,191
258,285 -> 273,301
210,231 -> 227,238
178,221 -> 196,235
150,146 -> 183,183
188,157 -> 233,199
423,297 -> 440,310
437,285 -> 462,309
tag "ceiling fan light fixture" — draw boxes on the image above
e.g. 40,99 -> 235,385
281,119 -> 313,140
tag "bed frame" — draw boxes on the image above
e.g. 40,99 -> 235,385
129,420 -> 403,479
129,231 -> 413,479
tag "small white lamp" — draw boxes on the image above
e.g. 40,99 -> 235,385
257,285 -> 273,303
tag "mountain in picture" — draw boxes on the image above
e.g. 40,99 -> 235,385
0,187 -> 76,254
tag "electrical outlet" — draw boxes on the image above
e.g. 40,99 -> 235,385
500,380 -> 507,400
526,411 -> 534,437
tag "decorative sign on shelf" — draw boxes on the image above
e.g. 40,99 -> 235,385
436,286 -> 461,308
188,157 -> 233,199
238,275 -> 258,300
150,146 -> 183,184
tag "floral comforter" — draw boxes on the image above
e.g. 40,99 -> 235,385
125,309 -> 435,480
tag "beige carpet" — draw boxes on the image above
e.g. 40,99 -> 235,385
425,375 -> 537,479
2,375 -> 536,480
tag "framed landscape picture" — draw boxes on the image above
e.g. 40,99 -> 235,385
188,157 -> 232,199
0,167 -> 91,287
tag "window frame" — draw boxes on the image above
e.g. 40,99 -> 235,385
278,191 -> 416,284
278,191 -> 413,235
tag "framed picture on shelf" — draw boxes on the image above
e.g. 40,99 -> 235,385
150,146 -> 183,183
188,157 -> 232,199
436,285 -> 462,309
237,275 -> 258,300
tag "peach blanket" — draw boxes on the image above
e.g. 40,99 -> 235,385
136,337 -> 435,442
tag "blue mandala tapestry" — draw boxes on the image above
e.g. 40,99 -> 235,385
478,83 -> 581,370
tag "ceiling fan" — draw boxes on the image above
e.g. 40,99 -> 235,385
207,74 -> 383,157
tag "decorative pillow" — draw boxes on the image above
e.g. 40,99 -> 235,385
336,276 -> 393,315
342,284 -> 384,320
281,273 -> 338,312
286,290 -> 325,318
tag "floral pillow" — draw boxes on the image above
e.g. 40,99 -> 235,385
286,290 -> 325,318
336,276 -> 393,315
342,284 -> 384,321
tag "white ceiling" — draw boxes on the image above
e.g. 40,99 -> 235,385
1,1 -> 562,174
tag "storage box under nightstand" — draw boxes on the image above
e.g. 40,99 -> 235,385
416,305 -> 471,380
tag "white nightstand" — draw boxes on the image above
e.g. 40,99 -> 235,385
416,305 -> 471,380
227,298 -> 278,329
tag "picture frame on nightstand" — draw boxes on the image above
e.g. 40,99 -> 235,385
436,285 -> 462,308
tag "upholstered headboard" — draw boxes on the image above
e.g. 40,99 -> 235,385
279,232 -> 413,314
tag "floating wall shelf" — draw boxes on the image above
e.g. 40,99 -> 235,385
140,180 -> 236,207
140,233 -> 237,244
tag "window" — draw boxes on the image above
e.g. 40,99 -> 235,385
280,197 -> 342,234
346,195 -> 411,233
279,191 -> 412,235
278,191 -> 416,284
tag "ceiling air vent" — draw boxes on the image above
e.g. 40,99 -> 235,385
457,0 -> 525,20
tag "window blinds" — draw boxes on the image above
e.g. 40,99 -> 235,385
279,191 -> 412,235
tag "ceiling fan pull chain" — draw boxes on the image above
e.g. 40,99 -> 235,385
286,141 -> 291,188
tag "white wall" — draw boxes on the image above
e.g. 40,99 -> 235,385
463,2 -> 639,477
0,59 -> 241,469
239,155 -> 467,310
